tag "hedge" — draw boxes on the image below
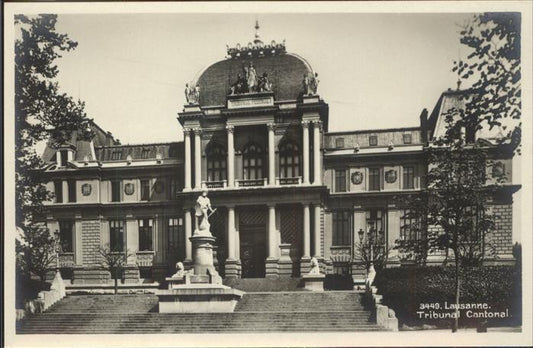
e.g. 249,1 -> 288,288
373,265 -> 521,328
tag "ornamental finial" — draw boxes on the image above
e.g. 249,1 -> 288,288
254,20 -> 262,45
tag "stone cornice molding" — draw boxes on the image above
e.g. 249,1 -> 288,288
226,125 -> 235,133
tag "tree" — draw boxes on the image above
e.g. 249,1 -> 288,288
454,13 -> 521,152
98,245 -> 132,294
15,14 -> 89,279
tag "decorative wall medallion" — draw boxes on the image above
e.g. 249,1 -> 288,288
351,171 -> 363,185
81,183 -> 92,196
154,181 -> 164,194
492,161 -> 505,177
124,183 -> 135,196
385,170 -> 397,184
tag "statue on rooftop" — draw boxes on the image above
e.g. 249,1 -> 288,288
185,83 -> 200,104
258,72 -> 273,92
246,62 -> 258,92
304,72 -> 319,96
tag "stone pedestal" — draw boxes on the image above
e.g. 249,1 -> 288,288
302,273 -> 325,291
300,256 -> 312,275
265,257 -> 279,279
278,244 -> 293,278
224,259 -> 240,279
157,212 -> 243,313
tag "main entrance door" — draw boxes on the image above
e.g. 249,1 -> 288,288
240,226 -> 266,278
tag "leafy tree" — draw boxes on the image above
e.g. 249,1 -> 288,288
454,12 -> 521,152
15,14 -> 89,279
98,245 -> 132,294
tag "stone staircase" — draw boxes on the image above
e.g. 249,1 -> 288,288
17,292 -> 385,334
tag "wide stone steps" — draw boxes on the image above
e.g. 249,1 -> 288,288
17,292 -> 384,334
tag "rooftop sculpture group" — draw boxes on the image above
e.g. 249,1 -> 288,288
230,62 -> 273,95
185,83 -> 200,105
303,72 -> 320,96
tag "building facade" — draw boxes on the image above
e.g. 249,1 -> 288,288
39,36 -> 518,285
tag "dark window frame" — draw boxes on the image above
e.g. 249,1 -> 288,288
111,180 -> 121,202
140,179 -> 151,201
242,142 -> 265,180
335,169 -> 347,192
335,137 -> 344,149
58,220 -> 74,252
59,150 -> 68,167
369,168 -> 381,191
400,209 -> 419,241
369,135 -> 378,147
67,180 -> 77,203
109,220 -> 125,252
403,166 -> 415,189
332,210 -> 352,246
168,217 -> 185,261
402,133 -> 412,144
54,181 -> 63,203
138,218 -> 153,251
206,143 -> 227,182
279,141 -> 301,179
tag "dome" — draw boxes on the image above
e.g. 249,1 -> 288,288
196,52 -> 313,107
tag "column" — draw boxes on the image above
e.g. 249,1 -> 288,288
266,204 -> 279,278
225,205 -> 239,278
302,121 -> 310,184
184,129 -> 191,190
227,206 -> 236,259
226,125 -> 235,187
194,128 -> 202,189
313,120 -> 322,185
303,203 -> 311,257
268,123 -> 276,186
313,204 -> 321,257
184,209 -> 192,262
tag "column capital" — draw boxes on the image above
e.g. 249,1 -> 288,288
267,123 -> 276,131
193,128 -> 202,135
302,120 -> 311,128
312,120 -> 323,131
183,128 -> 192,136
226,124 -> 235,133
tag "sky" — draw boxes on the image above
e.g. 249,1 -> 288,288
53,13 -> 473,145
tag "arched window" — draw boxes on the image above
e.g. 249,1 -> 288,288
243,142 -> 265,180
279,141 -> 301,178
206,143 -> 227,182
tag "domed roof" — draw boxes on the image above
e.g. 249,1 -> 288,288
196,52 -> 313,107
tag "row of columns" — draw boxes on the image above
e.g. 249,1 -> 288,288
182,203 -> 321,263
182,120 -> 323,190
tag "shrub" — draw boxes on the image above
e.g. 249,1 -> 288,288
373,265 -> 521,328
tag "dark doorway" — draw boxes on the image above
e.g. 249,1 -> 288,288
167,217 -> 185,275
240,226 -> 266,278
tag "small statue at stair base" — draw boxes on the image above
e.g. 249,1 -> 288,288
308,257 -> 321,274
171,262 -> 185,278
195,190 -> 215,235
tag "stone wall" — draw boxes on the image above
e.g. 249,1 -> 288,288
491,204 -> 513,257
82,220 -> 101,266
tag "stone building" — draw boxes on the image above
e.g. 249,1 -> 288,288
38,34 -> 519,285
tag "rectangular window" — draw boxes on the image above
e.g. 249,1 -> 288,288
109,220 -> 124,252
366,209 -> 385,238
335,169 -> 346,192
111,181 -> 121,202
335,138 -> 344,149
403,166 -> 415,189
333,210 -> 352,246
369,168 -> 381,191
67,180 -> 77,203
138,218 -> 153,251
168,218 -> 185,261
140,179 -> 150,201
168,178 -> 178,199
54,181 -> 63,203
400,210 -> 419,241
58,220 -> 74,252
60,150 -> 68,166
403,133 -> 412,144
369,135 -> 378,146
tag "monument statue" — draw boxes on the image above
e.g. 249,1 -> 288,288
247,62 -> 258,92
309,72 -> 319,95
195,190 -> 215,234
258,72 -> 273,92
308,257 -> 321,274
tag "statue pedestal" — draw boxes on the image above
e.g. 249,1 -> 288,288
157,226 -> 243,312
302,273 -> 325,291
